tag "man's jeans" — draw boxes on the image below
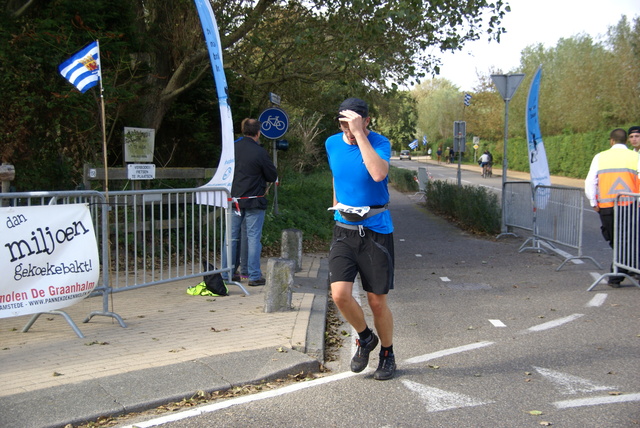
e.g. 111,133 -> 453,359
222,208 -> 266,281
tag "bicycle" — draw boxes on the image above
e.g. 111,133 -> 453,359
482,163 -> 492,178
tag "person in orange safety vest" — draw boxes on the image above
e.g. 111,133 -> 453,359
585,128 -> 640,286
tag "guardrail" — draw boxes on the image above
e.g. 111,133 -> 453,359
588,193 -> 640,290
1,187 -> 240,336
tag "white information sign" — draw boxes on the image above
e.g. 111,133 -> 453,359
124,127 -> 155,163
127,164 -> 156,180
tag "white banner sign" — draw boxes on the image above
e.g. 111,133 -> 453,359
1,204 -> 100,318
194,0 -> 235,207
526,66 -> 551,188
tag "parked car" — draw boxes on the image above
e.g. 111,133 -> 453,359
399,150 -> 411,160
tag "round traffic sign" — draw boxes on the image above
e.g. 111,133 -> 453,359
258,108 -> 289,139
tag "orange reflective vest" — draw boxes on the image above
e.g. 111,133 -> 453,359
596,148 -> 640,208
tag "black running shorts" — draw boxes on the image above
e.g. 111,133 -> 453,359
328,224 -> 395,295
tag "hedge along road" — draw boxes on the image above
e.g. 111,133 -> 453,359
125,179 -> 640,428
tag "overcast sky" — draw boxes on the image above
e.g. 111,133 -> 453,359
432,0 -> 639,91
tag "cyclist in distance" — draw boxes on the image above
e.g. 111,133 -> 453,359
479,150 -> 491,177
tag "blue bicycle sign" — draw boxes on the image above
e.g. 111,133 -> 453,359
259,107 -> 288,139
263,115 -> 285,131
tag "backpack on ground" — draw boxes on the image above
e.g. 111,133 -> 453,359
186,262 -> 228,297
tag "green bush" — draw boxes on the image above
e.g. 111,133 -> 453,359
425,180 -> 501,235
389,166 -> 419,192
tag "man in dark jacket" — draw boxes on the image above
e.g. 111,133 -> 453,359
224,118 -> 278,286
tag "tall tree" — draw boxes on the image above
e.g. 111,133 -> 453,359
413,78 -> 464,144
1,0 -> 509,189
374,91 -> 417,152
604,15 -> 640,125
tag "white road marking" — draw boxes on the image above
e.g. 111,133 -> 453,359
586,293 -> 607,307
404,341 -> 495,365
123,370 -> 364,428
489,319 -> 506,327
525,314 -> 584,333
440,277 -> 451,282
554,393 -> 640,409
534,366 -> 616,395
415,254 -> 423,257
402,380 -> 493,412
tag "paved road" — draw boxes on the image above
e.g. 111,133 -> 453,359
125,184 -> 640,428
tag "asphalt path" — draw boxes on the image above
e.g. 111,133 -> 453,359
392,157 -> 504,192
391,158 -> 613,272
124,172 -> 640,428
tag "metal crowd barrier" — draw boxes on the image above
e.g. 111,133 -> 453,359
501,183 -> 600,271
1,187 -> 241,335
524,185 -> 601,271
410,167 -> 430,202
501,181 -> 534,234
588,193 -> 640,290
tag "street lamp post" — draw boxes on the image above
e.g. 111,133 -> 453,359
491,73 -> 525,234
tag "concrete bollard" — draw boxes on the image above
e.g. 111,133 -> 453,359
264,258 -> 294,313
281,228 -> 303,272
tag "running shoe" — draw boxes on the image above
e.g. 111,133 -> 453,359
373,350 -> 396,380
350,333 -> 379,373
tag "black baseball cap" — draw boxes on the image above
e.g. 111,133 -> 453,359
337,97 -> 369,118
628,126 -> 640,136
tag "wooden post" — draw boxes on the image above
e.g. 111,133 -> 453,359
1,163 -> 16,206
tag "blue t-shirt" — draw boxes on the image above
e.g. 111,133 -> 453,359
325,131 -> 393,233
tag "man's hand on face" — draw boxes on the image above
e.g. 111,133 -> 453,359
339,109 -> 364,128
339,109 -> 367,144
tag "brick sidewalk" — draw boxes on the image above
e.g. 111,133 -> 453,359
0,253 -> 326,398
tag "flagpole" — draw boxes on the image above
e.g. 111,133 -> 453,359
96,40 -> 109,198
95,40 -> 118,323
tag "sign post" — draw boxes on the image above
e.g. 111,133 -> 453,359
258,106 -> 289,215
473,136 -> 480,163
491,73 -> 525,234
453,121 -> 466,187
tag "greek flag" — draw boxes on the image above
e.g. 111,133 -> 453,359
58,41 -> 101,93
464,93 -> 472,106
422,135 -> 427,145
409,139 -> 418,150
